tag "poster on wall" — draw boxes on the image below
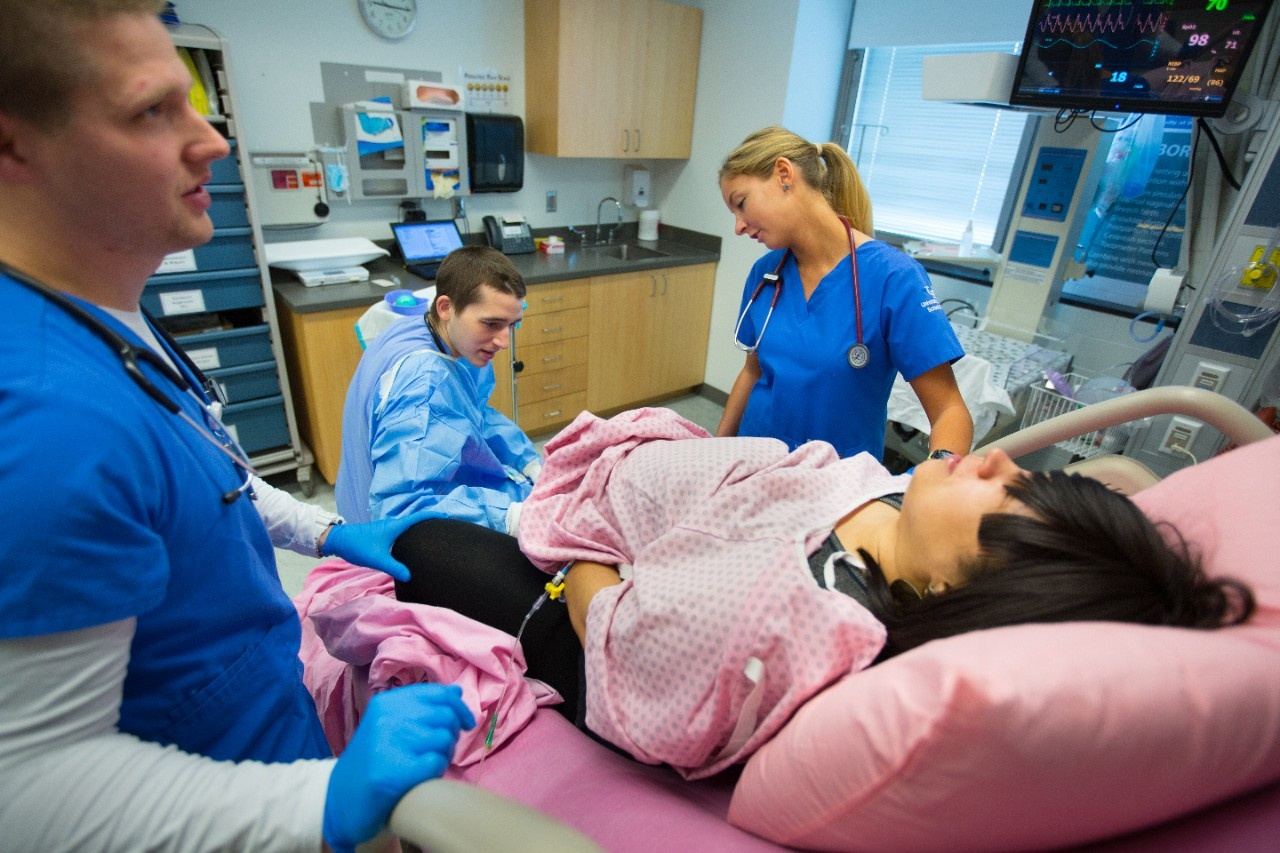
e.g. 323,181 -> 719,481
460,67 -> 512,113
1073,114 -> 1192,285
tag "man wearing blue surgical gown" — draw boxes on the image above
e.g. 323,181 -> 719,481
336,245 -> 540,533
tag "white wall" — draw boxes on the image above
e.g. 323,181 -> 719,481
180,0 -> 1141,398
178,0 -> 683,242
669,0 -> 853,395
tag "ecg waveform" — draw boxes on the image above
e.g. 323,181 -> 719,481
1037,10 -> 1169,36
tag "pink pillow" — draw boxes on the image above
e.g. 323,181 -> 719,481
729,435 -> 1280,852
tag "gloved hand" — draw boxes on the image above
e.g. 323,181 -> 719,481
323,683 -> 476,853
320,511 -> 441,581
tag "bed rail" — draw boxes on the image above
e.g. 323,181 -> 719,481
355,778 -> 603,852
978,386 -> 1273,460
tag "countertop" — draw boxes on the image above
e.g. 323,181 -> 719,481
272,223 -> 721,314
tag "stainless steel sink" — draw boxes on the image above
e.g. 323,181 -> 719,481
578,243 -> 670,262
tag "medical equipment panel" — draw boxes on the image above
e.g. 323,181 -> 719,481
985,117 -> 1104,340
248,152 -> 330,227
1131,109 -> 1280,474
1008,0 -> 1274,117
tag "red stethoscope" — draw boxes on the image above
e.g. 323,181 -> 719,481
731,216 -> 869,368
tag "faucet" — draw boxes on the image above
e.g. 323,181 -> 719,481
595,196 -> 623,244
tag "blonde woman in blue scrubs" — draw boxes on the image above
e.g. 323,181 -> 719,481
717,126 -> 973,461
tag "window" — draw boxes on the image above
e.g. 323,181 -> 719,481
843,42 -> 1033,250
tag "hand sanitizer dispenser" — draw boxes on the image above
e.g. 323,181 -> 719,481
625,165 -> 650,208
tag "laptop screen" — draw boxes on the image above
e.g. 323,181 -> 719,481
391,220 -> 465,264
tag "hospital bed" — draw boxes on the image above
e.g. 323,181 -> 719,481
887,319 -> 1074,456
314,388 -> 1279,852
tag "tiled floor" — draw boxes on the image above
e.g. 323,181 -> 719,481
270,393 -> 725,597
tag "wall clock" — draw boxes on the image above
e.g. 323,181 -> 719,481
357,0 -> 418,40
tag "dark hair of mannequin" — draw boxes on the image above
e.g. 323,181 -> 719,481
860,470 -> 1255,662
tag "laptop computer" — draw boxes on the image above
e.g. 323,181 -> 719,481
390,219 -> 465,280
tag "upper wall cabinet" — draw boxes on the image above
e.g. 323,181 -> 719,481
524,0 -> 702,159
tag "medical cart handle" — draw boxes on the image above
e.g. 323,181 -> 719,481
978,386 -> 1274,460
358,778 -> 603,853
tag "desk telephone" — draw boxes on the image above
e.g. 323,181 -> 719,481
483,215 -> 535,255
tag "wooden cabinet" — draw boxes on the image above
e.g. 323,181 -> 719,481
524,0 -> 702,158
587,263 -> 715,411
506,279 -> 592,436
273,301 -> 366,485
277,261 -> 715,476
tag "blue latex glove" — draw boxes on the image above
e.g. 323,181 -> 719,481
323,683 -> 476,853
319,511 -> 441,581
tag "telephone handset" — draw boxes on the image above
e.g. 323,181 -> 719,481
483,215 -> 536,255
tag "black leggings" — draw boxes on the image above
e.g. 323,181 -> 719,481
391,518 -> 584,721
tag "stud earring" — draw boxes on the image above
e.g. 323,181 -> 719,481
782,183 -> 791,191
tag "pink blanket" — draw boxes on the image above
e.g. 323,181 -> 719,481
293,558 -> 559,763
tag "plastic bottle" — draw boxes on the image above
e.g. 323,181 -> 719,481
959,220 -> 974,257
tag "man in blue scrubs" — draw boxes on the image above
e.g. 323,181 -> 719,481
0,3 -> 472,849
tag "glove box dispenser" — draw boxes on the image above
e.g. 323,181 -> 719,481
466,113 -> 524,193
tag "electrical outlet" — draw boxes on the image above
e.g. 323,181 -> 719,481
1159,416 -> 1202,456
546,190 -> 557,213
1191,361 -> 1230,393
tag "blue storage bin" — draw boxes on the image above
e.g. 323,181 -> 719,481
222,394 -> 289,454
207,359 -> 280,404
171,324 -> 274,371
210,140 -> 240,184
191,227 -> 255,271
142,267 -> 263,316
208,185 -> 249,228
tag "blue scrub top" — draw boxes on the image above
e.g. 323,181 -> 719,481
0,275 -> 330,763
735,241 -> 962,458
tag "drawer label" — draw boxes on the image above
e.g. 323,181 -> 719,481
156,249 -> 197,274
186,347 -> 222,371
159,289 -> 208,316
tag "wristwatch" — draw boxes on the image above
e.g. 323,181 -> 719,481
316,516 -> 345,557
927,449 -> 957,460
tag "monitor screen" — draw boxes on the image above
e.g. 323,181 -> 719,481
391,220 -> 464,263
1009,0 -> 1273,117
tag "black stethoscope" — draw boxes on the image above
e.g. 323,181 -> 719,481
732,216 -> 869,369
2,262 -> 257,504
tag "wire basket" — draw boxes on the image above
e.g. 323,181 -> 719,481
1020,372 -> 1127,459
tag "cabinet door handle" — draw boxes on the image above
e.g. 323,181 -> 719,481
650,275 -> 657,298
662,274 -> 669,296
622,129 -> 630,152
544,410 -> 562,419
541,295 -> 564,304
542,354 -> 564,364
542,383 -> 563,392
542,325 -> 564,334
635,128 -> 641,153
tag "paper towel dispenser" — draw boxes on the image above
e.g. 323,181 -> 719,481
465,113 -> 524,193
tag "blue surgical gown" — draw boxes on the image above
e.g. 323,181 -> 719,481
335,312 -> 540,528
735,241 -> 963,458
